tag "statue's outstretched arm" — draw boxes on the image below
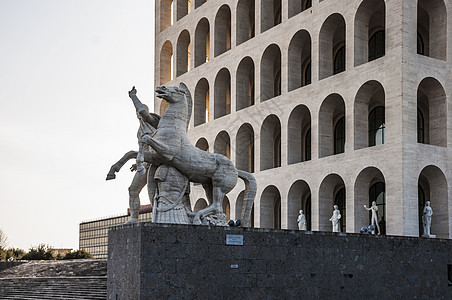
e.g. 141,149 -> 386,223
106,150 -> 138,180
128,86 -> 147,111
129,87 -> 160,128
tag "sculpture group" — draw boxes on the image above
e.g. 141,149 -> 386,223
107,84 -> 256,226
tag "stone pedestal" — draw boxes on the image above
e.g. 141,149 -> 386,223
108,223 -> 452,299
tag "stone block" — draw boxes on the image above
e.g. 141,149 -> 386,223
108,223 -> 452,299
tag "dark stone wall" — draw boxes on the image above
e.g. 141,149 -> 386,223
108,223 -> 452,299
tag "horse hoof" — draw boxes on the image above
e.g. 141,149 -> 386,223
123,218 -> 137,225
193,218 -> 202,225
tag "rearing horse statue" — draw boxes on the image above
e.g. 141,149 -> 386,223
138,83 -> 256,226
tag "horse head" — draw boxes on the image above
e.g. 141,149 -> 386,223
156,83 -> 192,131
155,83 -> 188,103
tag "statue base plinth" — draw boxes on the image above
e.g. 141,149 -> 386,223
107,222 -> 452,299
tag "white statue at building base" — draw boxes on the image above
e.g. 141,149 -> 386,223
297,210 -> 307,230
329,205 -> 341,233
422,201 -> 436,238
364,201 -> 381,235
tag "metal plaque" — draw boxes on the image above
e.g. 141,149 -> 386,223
226,234 -> 244,246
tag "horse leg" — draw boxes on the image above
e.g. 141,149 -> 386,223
193,185 -> 224,225
106,150 -> 138,180
141,134 -> 174,162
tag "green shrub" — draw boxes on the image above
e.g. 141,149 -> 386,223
63,249 -> 93,260
21,244 -> 54,260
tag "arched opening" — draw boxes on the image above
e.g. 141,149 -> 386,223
160,0 -> 173,32
287,180 -> 311,230
368,30 -> 385,61
335,187 -> 346,233
214,68 -> 231,119
334,117 -> 345,155
214,5 -> 231,57
236,123 -> 254,173
236,191 -> 254,227
334,46 -> 345,75
223,196 -> 230,221
418,184 -> 426,236
354,167 -> 385,234
194,78 -> 210,126
417,0 -> 447,60
194,0 -> 206,9
214,130 -> 231,159
288,0 -> 312,18
260,185 -> 281,229
319,13 -> 346,79
319,174 -> 346,232
261,0 -> 281,33
417,77 -> 447,147
195,137 -> 209,151
176,0 -> 190,21
236,0 -> 255,45
160,41 -> 173,84
288,105 -> 311,164
319,94 -> 346,158
236,57 -> 255,111
193,198 -> 208,212
288,30 -> 312,91
195,18 -> 210,67
369,182 -> 386,234
176,30 -> 191,76
260,44 -> 281,102
417,108 -> 425,143
160,100 -> 169,115
260,114 -> 281,171
418,165 -> 448,238
354,0 -> 386,66
354,80 -> 385,150
368,106 -> 385,146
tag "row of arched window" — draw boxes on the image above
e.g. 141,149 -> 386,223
192,164 -> 449,238
159,0 -> 447,84
192,76 -> 446,173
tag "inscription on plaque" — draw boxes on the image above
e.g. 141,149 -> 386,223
226,234 -> 244,246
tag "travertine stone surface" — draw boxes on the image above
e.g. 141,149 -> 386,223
154,0 -> 452,239
108,223 -> 452,299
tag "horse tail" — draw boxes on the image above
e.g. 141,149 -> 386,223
237,170 -> 257,227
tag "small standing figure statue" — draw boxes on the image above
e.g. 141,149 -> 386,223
422,201 -> 436,238
364,201 -> 381,235
297,210 -> 307,230
329,205 -> 341,232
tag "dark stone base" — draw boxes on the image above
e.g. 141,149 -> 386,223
107,223 -> 452,299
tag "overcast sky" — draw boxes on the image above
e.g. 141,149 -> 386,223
0,0 -> 156,250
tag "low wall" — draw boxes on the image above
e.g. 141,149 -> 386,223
108,223 -> 452,299
0,261 -> 27,273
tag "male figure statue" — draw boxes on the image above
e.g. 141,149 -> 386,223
329,205 -> 341,232
364,201 -> 381,235
153,164 -> 192,224
297,210 -> 307,230
422,201 -> 435,238
126,87 -> 160,224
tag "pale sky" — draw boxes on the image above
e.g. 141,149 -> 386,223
0,0 -> 156,250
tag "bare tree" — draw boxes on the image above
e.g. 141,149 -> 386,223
0,228 -> 8,249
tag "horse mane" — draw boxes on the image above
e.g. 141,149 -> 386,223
179,82 -> 192,131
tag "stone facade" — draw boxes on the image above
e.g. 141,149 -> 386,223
154,0 -> 452,238
107,223 -> 452,298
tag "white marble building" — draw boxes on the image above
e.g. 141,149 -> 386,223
154,0 -> 452,238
